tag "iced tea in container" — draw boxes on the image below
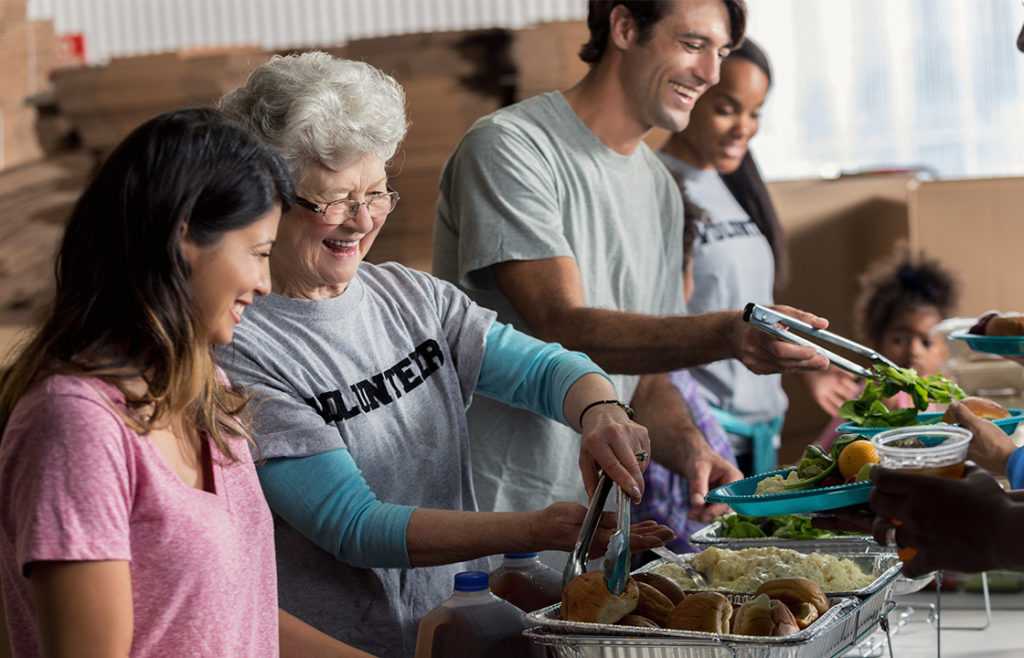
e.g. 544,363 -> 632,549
871,425 -> 973,560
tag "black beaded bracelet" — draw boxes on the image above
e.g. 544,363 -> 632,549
578,399 -> 637,428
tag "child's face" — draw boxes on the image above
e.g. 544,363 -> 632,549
877,305 -> 948,376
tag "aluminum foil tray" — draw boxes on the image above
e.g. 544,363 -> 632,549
688,518 -> 884,554
525,598 -> 862,658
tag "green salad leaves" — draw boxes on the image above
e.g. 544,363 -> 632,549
838,364 -> 964,428
718,514 -> 863,540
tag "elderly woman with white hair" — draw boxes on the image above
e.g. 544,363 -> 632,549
216,52 -> 672,657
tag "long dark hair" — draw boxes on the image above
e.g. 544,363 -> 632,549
717,38 -> 787,287
0,108 -> 294,458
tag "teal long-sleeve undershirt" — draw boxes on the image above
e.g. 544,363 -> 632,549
257,321 -> 607,568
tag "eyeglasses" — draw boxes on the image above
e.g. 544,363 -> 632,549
294,189 -> 400,225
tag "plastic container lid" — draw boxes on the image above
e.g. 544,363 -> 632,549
871,424 -> 972,469
503,552 -> 540,559
454,571 -> 490,592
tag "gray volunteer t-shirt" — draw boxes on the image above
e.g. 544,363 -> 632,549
217,262 -> 495,658
433,91 -> 685,513
659,152 -> 787,443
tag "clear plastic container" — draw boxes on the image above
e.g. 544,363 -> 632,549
871,425 -> 973,477
414,570 -> 540,658
489,551 -> 563,612
872,425 -> 972,562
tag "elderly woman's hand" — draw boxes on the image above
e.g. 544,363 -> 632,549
578,405 -> 651,503
528,502 -> 675,555
950,401 -> 1018,474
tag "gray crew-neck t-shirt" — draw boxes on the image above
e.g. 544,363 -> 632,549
433,91 -> 685,513
216,261 -> 495,658
658,153 -> 787,440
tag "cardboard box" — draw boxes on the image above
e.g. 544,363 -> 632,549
0,105 -> 43,169
909,177 -> 1024,316
0,0 -> 28,29
767,174 -> 916,460
513,21 -> 589,101
0,153 -> 92,338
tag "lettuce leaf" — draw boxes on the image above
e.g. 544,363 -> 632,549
838,365 -> 964,428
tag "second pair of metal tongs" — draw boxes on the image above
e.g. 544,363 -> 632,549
562,472 -> 631,595
744,303 -> 897,379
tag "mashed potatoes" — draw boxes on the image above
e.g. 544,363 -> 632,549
652,546 -> 875,593
754,471 -> 802,495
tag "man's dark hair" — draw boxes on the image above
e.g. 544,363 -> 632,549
579,0 -> 748,64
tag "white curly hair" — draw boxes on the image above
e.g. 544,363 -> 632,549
220,51 -> 408,178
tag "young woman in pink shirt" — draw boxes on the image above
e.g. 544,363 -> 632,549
0,109 -> 370,657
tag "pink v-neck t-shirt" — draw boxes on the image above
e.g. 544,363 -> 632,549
0,375 -> 279,657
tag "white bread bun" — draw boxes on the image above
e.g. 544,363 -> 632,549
633,571 -> 686,605
561,572 -> 639,624
944,396 -> 1011,423
732,594 -> 801,637
986,314 -> 1024,336
667,591 -> 732,634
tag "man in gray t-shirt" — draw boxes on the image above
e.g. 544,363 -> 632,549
433,0 -> 828,519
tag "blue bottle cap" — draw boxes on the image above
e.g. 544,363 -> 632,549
454,570 -> 490,592
504,552 -> 540,559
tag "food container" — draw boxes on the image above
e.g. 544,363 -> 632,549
525,596 -> 863,658
525,553 -> 901,656
688,518 -> 883,554
640,553 -> 900,643
836,407 -> 1023,437
871,424 -> 972,474
950,328 -> 1024,358
705,468 -> 872,516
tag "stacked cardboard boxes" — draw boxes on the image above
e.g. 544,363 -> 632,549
50,47 -> 267,156
0,152 -> 94,365
1,0 -> 64,170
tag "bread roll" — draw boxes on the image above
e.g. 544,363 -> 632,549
944,396 -> 1011,422
791,602 -> 819,630
754,578 -> 830,617
986,314 -> 1024,336
561,572 -> 638,624
634,582 -> 674,627
633,572 -> 686,605
732,594 -> 800,637
667,591 -> 732,634
617,614 -> 660,628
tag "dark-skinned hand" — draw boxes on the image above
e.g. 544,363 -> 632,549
869,464 -> 1014,577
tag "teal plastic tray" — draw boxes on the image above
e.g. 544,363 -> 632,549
950,329 -> 1024,357
837,407 -> 1023,437
705,468 -> 871,516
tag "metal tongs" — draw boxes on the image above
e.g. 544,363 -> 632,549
562,472 -> 631,595
744,303 -> 898,379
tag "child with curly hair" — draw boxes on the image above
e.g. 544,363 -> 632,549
813,251 -> 959,448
